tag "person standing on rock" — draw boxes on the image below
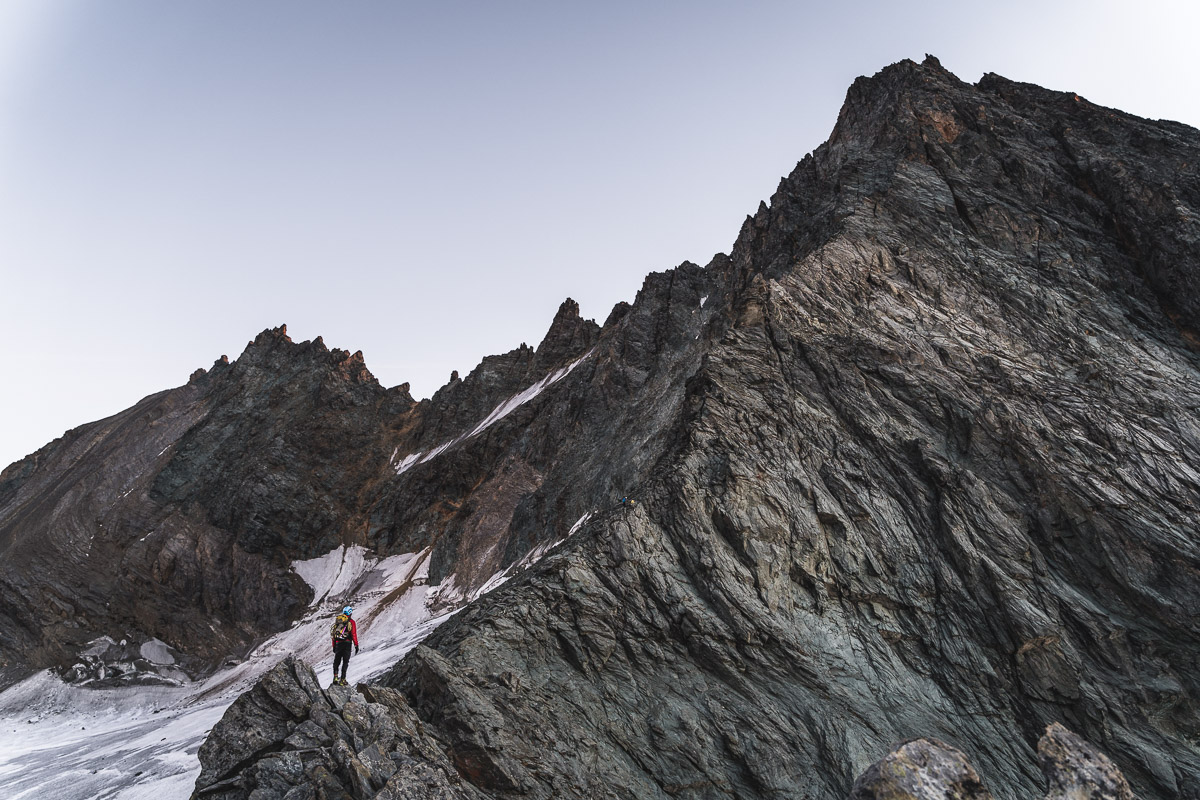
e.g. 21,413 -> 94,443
330,605 -> 359,686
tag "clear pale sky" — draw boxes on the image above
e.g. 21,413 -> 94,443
2,0 -> 1197,469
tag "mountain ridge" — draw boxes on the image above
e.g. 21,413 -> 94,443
2,56 -> 1199,798
359,55 -> 1200,798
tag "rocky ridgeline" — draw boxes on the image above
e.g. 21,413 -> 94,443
194,657 -> 1134,800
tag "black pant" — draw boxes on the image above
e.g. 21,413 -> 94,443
333,640 -> 353,680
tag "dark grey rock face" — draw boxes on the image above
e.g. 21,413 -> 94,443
368,58 -> 1200,799
199,668 -> 1135,800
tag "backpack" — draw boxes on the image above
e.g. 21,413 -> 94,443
331,614 -> 352,641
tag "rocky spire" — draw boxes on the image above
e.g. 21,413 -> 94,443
532,298 -> 600,372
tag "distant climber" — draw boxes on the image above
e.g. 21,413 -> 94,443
330,605 -> 359,686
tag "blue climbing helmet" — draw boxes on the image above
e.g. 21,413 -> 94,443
342,606 -> 353,616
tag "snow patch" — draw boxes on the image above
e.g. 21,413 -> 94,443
394,451 -> 422,475
467,352 -> 587,438
568,511 -> 593,535
139,639 -> 175,666
395,349 -> 594,476
81,636 -> 116,658
429,571 -> 510,610
433,512 -> 591,612
700,294 -> 709,307
292,545 -> 379,606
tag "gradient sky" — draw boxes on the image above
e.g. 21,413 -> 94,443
2,0 -> 1197,469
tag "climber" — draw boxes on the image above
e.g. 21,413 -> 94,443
330,605 -> 359,687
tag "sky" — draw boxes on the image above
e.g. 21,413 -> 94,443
1,0 -> 1197,469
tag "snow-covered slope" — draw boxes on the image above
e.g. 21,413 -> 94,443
0,546 -> 455,799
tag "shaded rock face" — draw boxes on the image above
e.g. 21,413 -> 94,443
3,55 -> 1199,800
0,326 -> 404,677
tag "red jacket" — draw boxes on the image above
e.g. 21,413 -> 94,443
332,618 -> 358,648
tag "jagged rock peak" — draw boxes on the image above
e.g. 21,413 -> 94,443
825,55 -> 971,158
533,297 -> 600,371
187,354 -> 232,385
223,325 -> 383,387
603,300 -> 632,327
731,53 -> 1200,340
251,323 -> 292,347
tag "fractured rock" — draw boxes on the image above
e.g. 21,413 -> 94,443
1038,722 -> 1135,800
848,738 -> 995,800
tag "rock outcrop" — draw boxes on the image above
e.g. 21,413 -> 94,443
1039,722 -> 1136,800
848,738 -> 995,800
377,57 -> 1200,799
848,722 -> 1135,800
193,656 -> 486,800
5,55 -> 1200,799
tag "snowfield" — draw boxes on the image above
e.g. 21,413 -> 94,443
395,349 -> 594,475
0,545 -> 458,799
